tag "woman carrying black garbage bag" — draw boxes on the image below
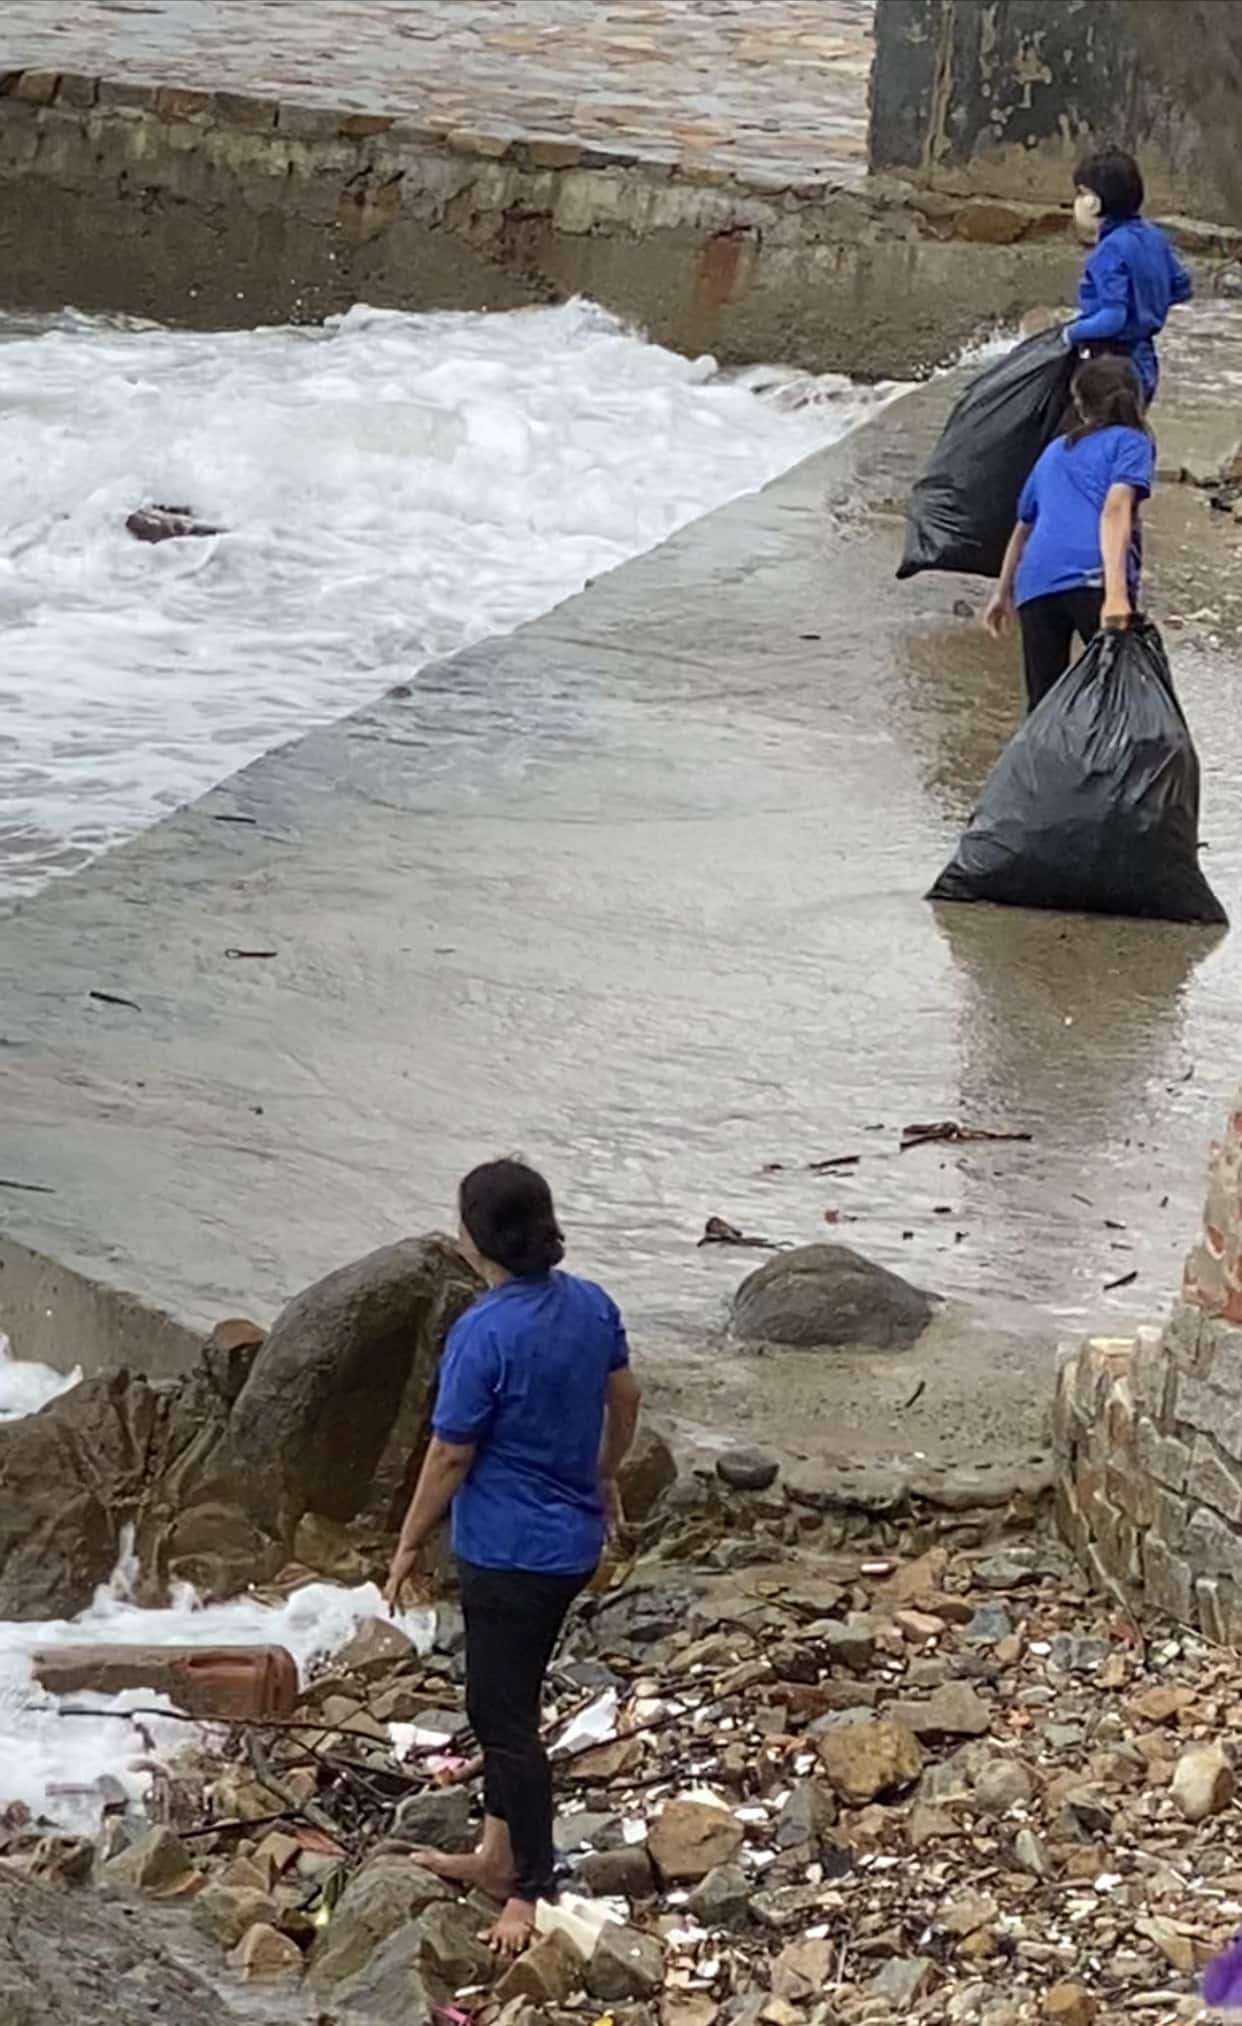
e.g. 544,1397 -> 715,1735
983,355 -> 1154,712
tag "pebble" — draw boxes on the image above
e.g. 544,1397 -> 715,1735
972,1758 -> 1034,1815
964,1605 -> 1012,1645
1170,1740 -> 1234,1822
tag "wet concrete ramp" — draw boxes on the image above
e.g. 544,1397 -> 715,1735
2,361 -> 1241,1387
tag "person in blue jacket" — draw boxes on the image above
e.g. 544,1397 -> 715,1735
1066,151 -> 1192,403
985,355 -> 1154,711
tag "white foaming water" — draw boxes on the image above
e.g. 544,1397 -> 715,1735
0,299 -> 898,896
0,1546 -> 433,1829
0,1335 -> 80,1419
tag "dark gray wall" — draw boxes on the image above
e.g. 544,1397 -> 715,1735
870,0 -> 1242,227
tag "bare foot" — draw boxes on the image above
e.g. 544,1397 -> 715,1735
409,1846 -> 515,1898
482,1896 -> 536,1955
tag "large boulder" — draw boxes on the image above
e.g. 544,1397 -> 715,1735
0,1868 -> 239,2024
0,1234 -> 479,1620
227,1235 -> 479,1538
730,1244 -> 934,1351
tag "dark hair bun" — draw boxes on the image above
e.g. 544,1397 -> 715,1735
459,1159 -> 565,1277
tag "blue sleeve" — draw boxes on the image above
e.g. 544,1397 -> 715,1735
605,1295 -> 630,1373
432,1314 -> 500,1444
1108,429 -> 1155,500
1068,242 -> 1128,343
1169,244 -> 1193,306
1016,466 -> 1040,526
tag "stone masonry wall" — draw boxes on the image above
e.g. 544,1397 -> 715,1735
1056,1097 -> 1242,1645
0,67 -> 1237,377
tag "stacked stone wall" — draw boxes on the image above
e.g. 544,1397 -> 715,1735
1056,1102 -> 1242,1644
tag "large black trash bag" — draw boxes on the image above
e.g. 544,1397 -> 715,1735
897,327 -> 1076,582
928,620 -> 1229,925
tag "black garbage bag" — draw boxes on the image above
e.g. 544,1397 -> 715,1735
897,327 -> 1076,581
928,620 -> 1228,925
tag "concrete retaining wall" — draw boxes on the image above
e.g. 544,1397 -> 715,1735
1056,1094 -> 1242,1645
870,0 -> 1242,228
4,63 -> 1232,378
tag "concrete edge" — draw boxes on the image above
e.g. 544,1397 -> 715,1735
0,1233 -> 204,1379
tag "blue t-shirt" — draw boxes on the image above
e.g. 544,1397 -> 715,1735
432,1271 -> 629,1574
1067,215 -> 1192,400
1014,426 -> 1154,609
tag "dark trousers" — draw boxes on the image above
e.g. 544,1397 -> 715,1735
1017,587 -> 1103,713
458,1557 -> 591,1903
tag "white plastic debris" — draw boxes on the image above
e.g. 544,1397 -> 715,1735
552,1688 -> 618,1756
535,1890 -> 626,1955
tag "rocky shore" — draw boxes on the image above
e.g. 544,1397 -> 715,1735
3,1461 -> 1234,2025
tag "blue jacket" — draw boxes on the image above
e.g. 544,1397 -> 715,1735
1067,215 -> 1192,399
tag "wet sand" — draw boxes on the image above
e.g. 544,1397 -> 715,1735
2,308 -> 1241,1474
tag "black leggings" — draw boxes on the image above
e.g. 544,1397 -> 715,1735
459,1557 -> 592,1903
1017,587 -> 1103,713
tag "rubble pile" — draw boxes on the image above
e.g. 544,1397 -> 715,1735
3,1511 -> 1239,2025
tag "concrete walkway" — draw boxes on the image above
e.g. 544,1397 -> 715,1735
3,327 -> 1242,1461
7,0 -> 873,186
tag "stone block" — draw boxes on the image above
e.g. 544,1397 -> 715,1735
1153,1486 -> 1191,1550
1164,1300 -> 1209,1374
1054,1479 -> 1087,1557
1141,1536 -> 1194,1627
1206,1319 -> 1242,1388
1135,1419 -> 1190,1490
1104,1376 -> 1137,1456
952,198 -> 1027,244
14,71 -> 60,106
155,86 -> 213,122
96,79 -> 158,112
554,167 -> 626,235
1187,1437 -> 1242,1523
1131,1325 -> 1167,1409
338,112 -> 395,140
1185,1504 -> 1242,1587
55,73 -> 98,110
1195,1575 -> 1233,1645
523,138 -> 584,171
1088,1489 -> 1138,1583
445,127 -> 514,160
277,103 -> 341,142
214,91 -> 278,132
1106,1462 -> 1154,1529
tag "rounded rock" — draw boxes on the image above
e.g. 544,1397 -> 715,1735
1170,1740 -> 1234,1823
730,1244 -> 934,1351
714,1447 -> 780,1492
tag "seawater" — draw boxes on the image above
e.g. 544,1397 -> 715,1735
0,297 -> 898,897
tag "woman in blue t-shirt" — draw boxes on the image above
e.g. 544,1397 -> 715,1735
385,1158 -> 641,1956
984,355 -> 1155,712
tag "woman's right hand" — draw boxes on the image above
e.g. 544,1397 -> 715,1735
601,1475 -> 626,1542
385,1543 -> 429,1615
984,591 -> 1013,640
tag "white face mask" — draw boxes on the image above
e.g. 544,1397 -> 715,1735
1074,188 -> 1102,244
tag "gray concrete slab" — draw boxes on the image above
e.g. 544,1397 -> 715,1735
3,339 -> 1242,1446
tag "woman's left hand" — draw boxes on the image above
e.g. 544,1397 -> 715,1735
1101,598 -> 1132,631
